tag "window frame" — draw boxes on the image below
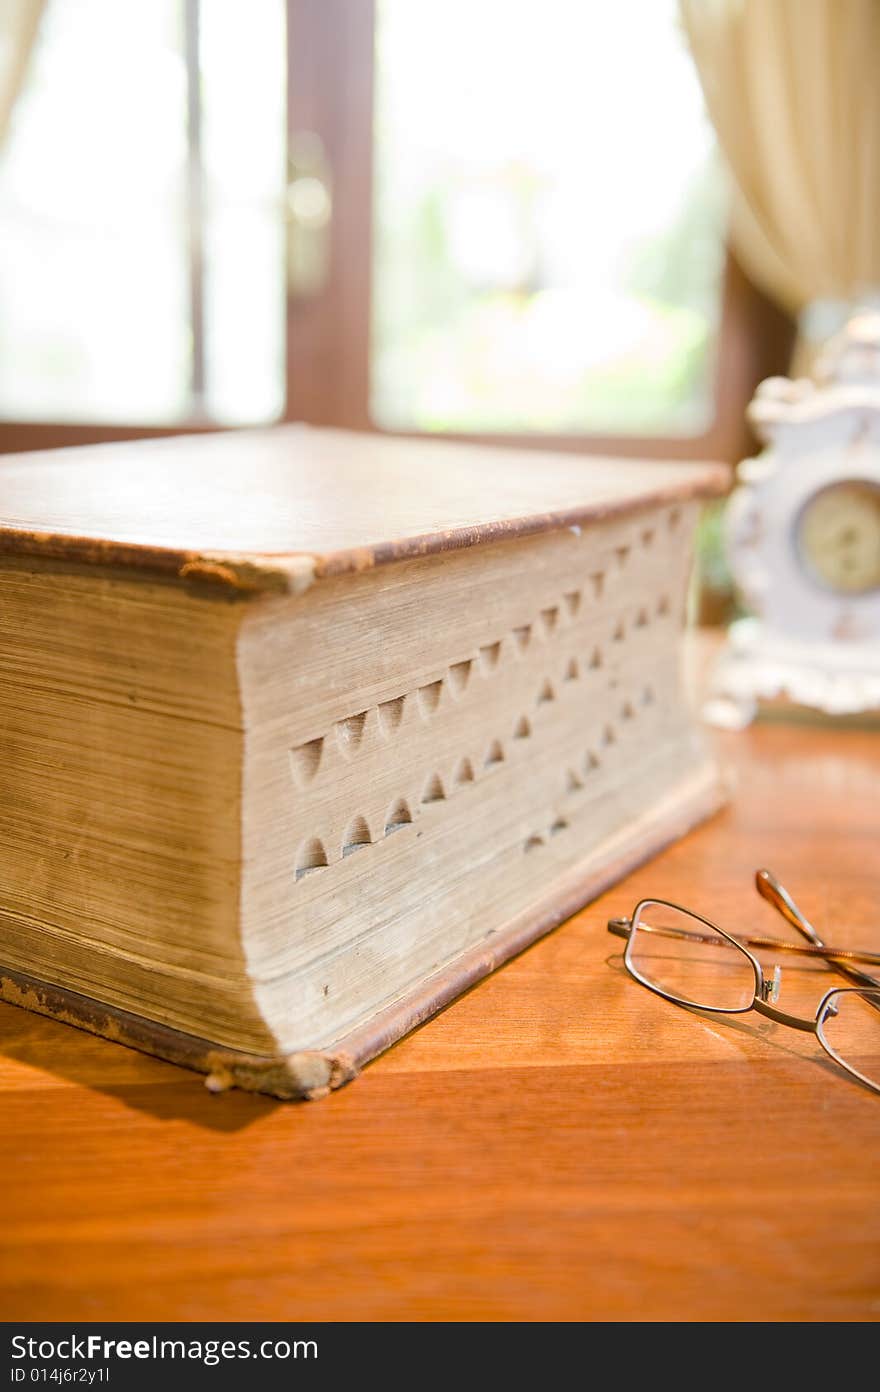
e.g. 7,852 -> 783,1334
0,0 -> 793,462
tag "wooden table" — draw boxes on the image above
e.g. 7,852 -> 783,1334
1,710 -> 878,1322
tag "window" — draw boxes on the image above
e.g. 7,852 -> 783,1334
0,0 -> 791,460
0,0 -> 286,430
372,0 -> 726,438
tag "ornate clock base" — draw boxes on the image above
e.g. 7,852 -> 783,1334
704,618 -> 880,729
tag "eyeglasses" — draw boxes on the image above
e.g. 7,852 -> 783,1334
608,869 -> 880,1095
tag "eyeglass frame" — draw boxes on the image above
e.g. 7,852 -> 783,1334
607,869 -> 880,1096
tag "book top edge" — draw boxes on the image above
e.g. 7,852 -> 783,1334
0,424 -> 730,594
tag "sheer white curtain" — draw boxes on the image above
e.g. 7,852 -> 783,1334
0,0 -> 46,146
681,0 -> 880,334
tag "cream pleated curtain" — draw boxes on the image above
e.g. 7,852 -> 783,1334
680,0 -> 880,320
0,0 -> 45,147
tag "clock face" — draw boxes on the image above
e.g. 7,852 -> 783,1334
796,480 -> 880,594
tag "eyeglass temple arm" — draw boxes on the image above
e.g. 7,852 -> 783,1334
754,869 -> 823,945
755,868 -> 880,991
605,914 -> 880,967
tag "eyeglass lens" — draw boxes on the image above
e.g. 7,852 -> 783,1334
818,988 -> 880,1091
629,901 -> 756,1011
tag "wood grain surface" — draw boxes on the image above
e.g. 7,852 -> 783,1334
1,705 -> 878,1322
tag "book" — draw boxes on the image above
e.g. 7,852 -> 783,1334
0,425 -> 728,1098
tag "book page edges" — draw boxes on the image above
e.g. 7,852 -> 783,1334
0,759 -> 726,1100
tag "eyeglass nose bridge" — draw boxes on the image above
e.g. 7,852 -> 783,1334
753,967 -> 818,1032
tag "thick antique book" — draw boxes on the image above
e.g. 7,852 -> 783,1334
0,427 -> 728,1098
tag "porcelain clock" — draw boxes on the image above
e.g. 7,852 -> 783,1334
706,311 -> 880,727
